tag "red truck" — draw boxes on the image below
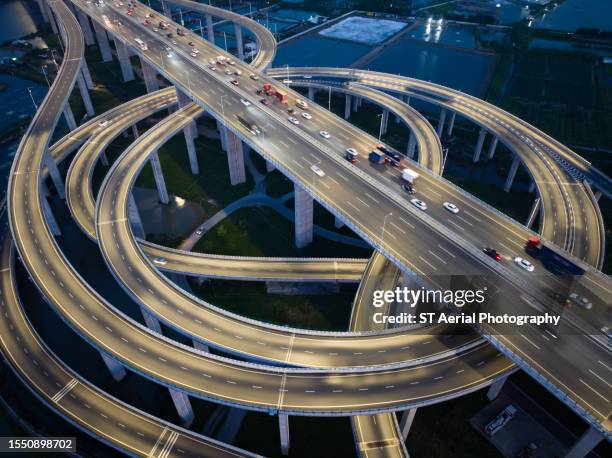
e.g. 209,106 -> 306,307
262,84 -> 288,104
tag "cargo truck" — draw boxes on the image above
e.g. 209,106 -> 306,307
368,151 -> 385,164
263,84 -> 288,104
401,168 -> 419,185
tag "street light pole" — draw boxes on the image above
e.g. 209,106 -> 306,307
328,86 -> 331,111
27,87 -> 38,112
381,212 -> 392,244
377,113 -> 384,140
223,31 -> 228,51
41,65 -> 50,86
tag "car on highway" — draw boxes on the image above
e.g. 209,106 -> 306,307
411,198 -> 427,211
208,59 -> 216,65
208,65 -> 217,71
303,75 -> 312,79
165,51 -> 172,58
345,148 -> 358,163
601,326 -> 612,340
311,165 -> 325,177
153,257 -> 167,266
567,292 -> 592,310
145,13 -> 153,18
443,202 -> 459,214
224,69 -> 233,75
249,73 -> 259,81
188,41 -> 195,46
98,120 -> 109,127
196,228 -> 203,236
302,112 -> 312,120
234,69 -> 242,76
483,247 -> 501,261
190,52 -> 197,57
143,19 -> 150,25
288,117 -> 300,125
402,184 -> 416,195
514,257 -> 535,272
152,28 -> 159,32
191,48 -> 199,54
177,29 -> 185,36
319,131 -> 330,139
287,108 -> 296,115
228,60 -> 236,65
260,98 -> 269,106
230,80 -> 239,86
171,39 -> 177,45
240,98 -> 251,107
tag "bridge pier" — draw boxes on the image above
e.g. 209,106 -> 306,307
92,20 -> 113,62
473,128 -> 487,163
294,184 -> 313,248
206,14 -> 214,42
407,133 -> 417,159
99,148 -> 109,167
128,193 -> 146,239
76,73 -> 95,117
100,352 -> 126,382
150,151 -> 169,204
169,389 -> 195,428
218,122 -> 228,151
132,124 -> 139,139
234,23 -> 244,59
308,87 -> 316,101
352,95 -> 359,113
399,408 -> 417,440
141,59 -> 159,93
526,197 -> 541,228
114,40 -> 135,82
335,217 -> 344,229
487,375 -> 507,401
487,136 -> 499,160
63,103 -> 77,131
565,426 -> 603,458
76,10 -> 95,46
279,413 -> 290,455
446,111 -> 456,136
193,340 -> 210,353
226,130 -> 246,185
344,94 -> 351,119
381,109 -> 389,136
436,108 -> 447,138
504,157 -> 520,192
266,160 -> 275,172
176,88 -> 198,139
81,58 -> 94,90
44,150 -> 65,199
162,1 -> 172,18
594,189 -> 602,201
41,196 -> 61,236
528,181 -> 536,193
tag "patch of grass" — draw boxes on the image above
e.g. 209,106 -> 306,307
192,206 -> 372,258
189,280 -> 355,331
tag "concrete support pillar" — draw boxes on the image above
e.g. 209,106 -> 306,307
43,150 -> 65,199
594,190 -> 602,201
279,413 -> 290,455
140,306 -> 161,333
206,14 -> 214,42
76,73 -> 95,117
294,184 -> 313,248
42,197 -> 61,236
81,59 -> 94,90
234,23 -> 244,59
266,160 -> 275,172
446,111 -> 456,136
193,340 -> 210,352
407,133 -> 417,159
63,103 -> 77,131
226,130 -> 246,185
526,197 -> 541,229
564,427 -> 603,458
162,2 -> 172,18
36,0 -> 49,23
473,128 -> 487,163
44,1 -> 58,34
399,408 -> 417,440
307,87 -> 315,101
132,124 -> 139,139
114,40 -> 135,82
149,151 -> 169,204
92,20 -> 113,62
487,136 -> 499,160
344,94 -> 351,119
176,88 -> 197,139
334,217 -> 344,229
404,95 -> 411,106
381,109 -> 389,136
437,108 -> 447,138
218,122 -> 228,151
141,59 -> 159,93
358,97 -> 363,107
169,389 -> 195,428
352,95 -> 358,113
128,193 -> 145,239
504,157 -> 520,192
76,11 -> 95,46
100,352 -> 126,382
487,376 -> 507,401
528,181 -> 536,193
100,149 -> 109,167
184,127 -> 199,175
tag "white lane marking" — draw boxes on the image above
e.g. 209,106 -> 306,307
418,256 -> 438,271
427,250 -> 447,265
52,378 -> 78,403
578,379 -> 610,403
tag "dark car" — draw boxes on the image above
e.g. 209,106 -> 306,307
260,98 -> 269,105
402,184 -> 416,195
483,247 -> 501,261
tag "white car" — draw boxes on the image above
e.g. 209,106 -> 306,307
164,46 -> 171,51
195,228 -> 203,236
192,48 -> 199,54
171,40 -> 177,45
319,131 -> 330,139
301,112 -> 312,120
303,75 -> 312,79
208,59 -> 216,65
249,73 -> 259,80
567,292 -> 592,310
152,28 -> 159,33
514,257 -> 535,272
190,52 -> 197,57
98,120 -> 109,127
153,257 -> 167,266
443,202 -> 459,214
288,117 -> 300,125
311,165 -> 325,177
411,198 -> 427,211
224,69 -> 233,75
234,69 -> 242,76
165,51 -> 172,58
240,98 -> 251,107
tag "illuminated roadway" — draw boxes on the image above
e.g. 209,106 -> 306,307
3,0 -> 608,450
